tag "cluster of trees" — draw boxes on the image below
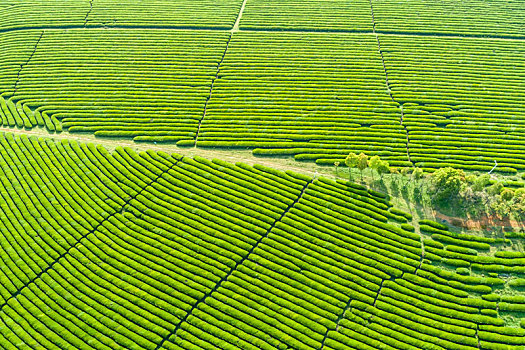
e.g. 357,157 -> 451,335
428,167 -> 525,220
335,152 -> 391,180
335,154 -> 525,220
335,153 -> 425,185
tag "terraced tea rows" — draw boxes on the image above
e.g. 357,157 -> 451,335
1,0 -> 525,173
86,0 -> 243,29
372,0 -> 525,37
0,1 -> 89,31
188,32 -> 411,167
1,29 -> 230,137
0,31 -> 43,92
0,0 -> 243,31
0,132 -> 523,349
239,0 -> 372,32
380,35 -> 525,173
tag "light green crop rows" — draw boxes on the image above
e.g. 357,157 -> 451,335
0,0 -> 243,31
1,29 -> 230,138
191,32 -> 411,167
372,0 -> 525,37
2,26 -> 525,172
87,0 -> 243,29
239,0 -> 372,32
0,0 -> 88,31
380,35 -> 525,173
0,133 -> 523,349
0,31 -> 43,91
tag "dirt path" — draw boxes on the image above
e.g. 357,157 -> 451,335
0,126 -> 338,180
434,211 -> 522,231
232,0 -> 248,33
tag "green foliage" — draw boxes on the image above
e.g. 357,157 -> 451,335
357,152 -> 369,172
509,279 -> 525,288
472,174 -> 491,192
345,152 -> 359,169
428,167 -> 466,203
455,267 -> 470,275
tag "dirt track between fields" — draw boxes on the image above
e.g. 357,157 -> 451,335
0,126 -> 337,181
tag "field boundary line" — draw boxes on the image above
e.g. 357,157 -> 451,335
368,0 -> 413,166
84,0 -> 94,27
319,297 -> 353,349
0,158 -> 179,314
194,0 -> 246,144
0,126 -> 338,183
1,25 -> 525,41
153,179 -> 313,350
11,31 -> 44,98
194,32 -> 232,146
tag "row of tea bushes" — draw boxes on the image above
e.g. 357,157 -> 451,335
0,133 -> 523,348
379,35 -> 525,173
198,32 -> 411,167
239,0 -> 372,32
86,0 -> 243,29
0,0 -> 88,31
5,29 -> 525,172
0,132 -> 313,349
5,29 -> 230,138
0,31 -> 43,94
371,0 -> 525,38
0,0 -> 243,31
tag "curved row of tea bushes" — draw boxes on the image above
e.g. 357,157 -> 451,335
0,133 -> 313,349
161,177 -> 525,349
199,32 -> 411,167
371,0 -> 525,37
0,133 -> 137,306
0,96 -> 60,131
6,29 -> 230,138
239,0 -> 372,32
379,35 -> 525,173
0,133 -> 523,348
160,178 -> 415,349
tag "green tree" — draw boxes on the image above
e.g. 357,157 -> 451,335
491,199 -> 510,218
501,188 -> 515,201
411,167 -> 425,200
334,161 -> 340,176
357,152 -> 368,181
377,160 -> 390,180
487,182 -> 504,196
429,167 -> 466,203
400,166 -> 411,187
345,153 -> 359,180
368,155 -> 381,180
413,167 -> 424,182
472,174 -> 491,192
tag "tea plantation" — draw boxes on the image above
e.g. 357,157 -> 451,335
0,0 -> 524,349
0,133 -> 522,349
1,0 -> 524,172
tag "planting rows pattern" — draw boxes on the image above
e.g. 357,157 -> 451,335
380,36 -> 525,173
198,32 -> 410,168
1,0 -> 525,172
0,0 -> 242,31
371,0 -> 525,38
239,0 -> 372,32
0,133 -> 523,349
1,30 -> 230,137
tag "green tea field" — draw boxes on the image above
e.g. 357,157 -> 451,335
0,0 -> 524,349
